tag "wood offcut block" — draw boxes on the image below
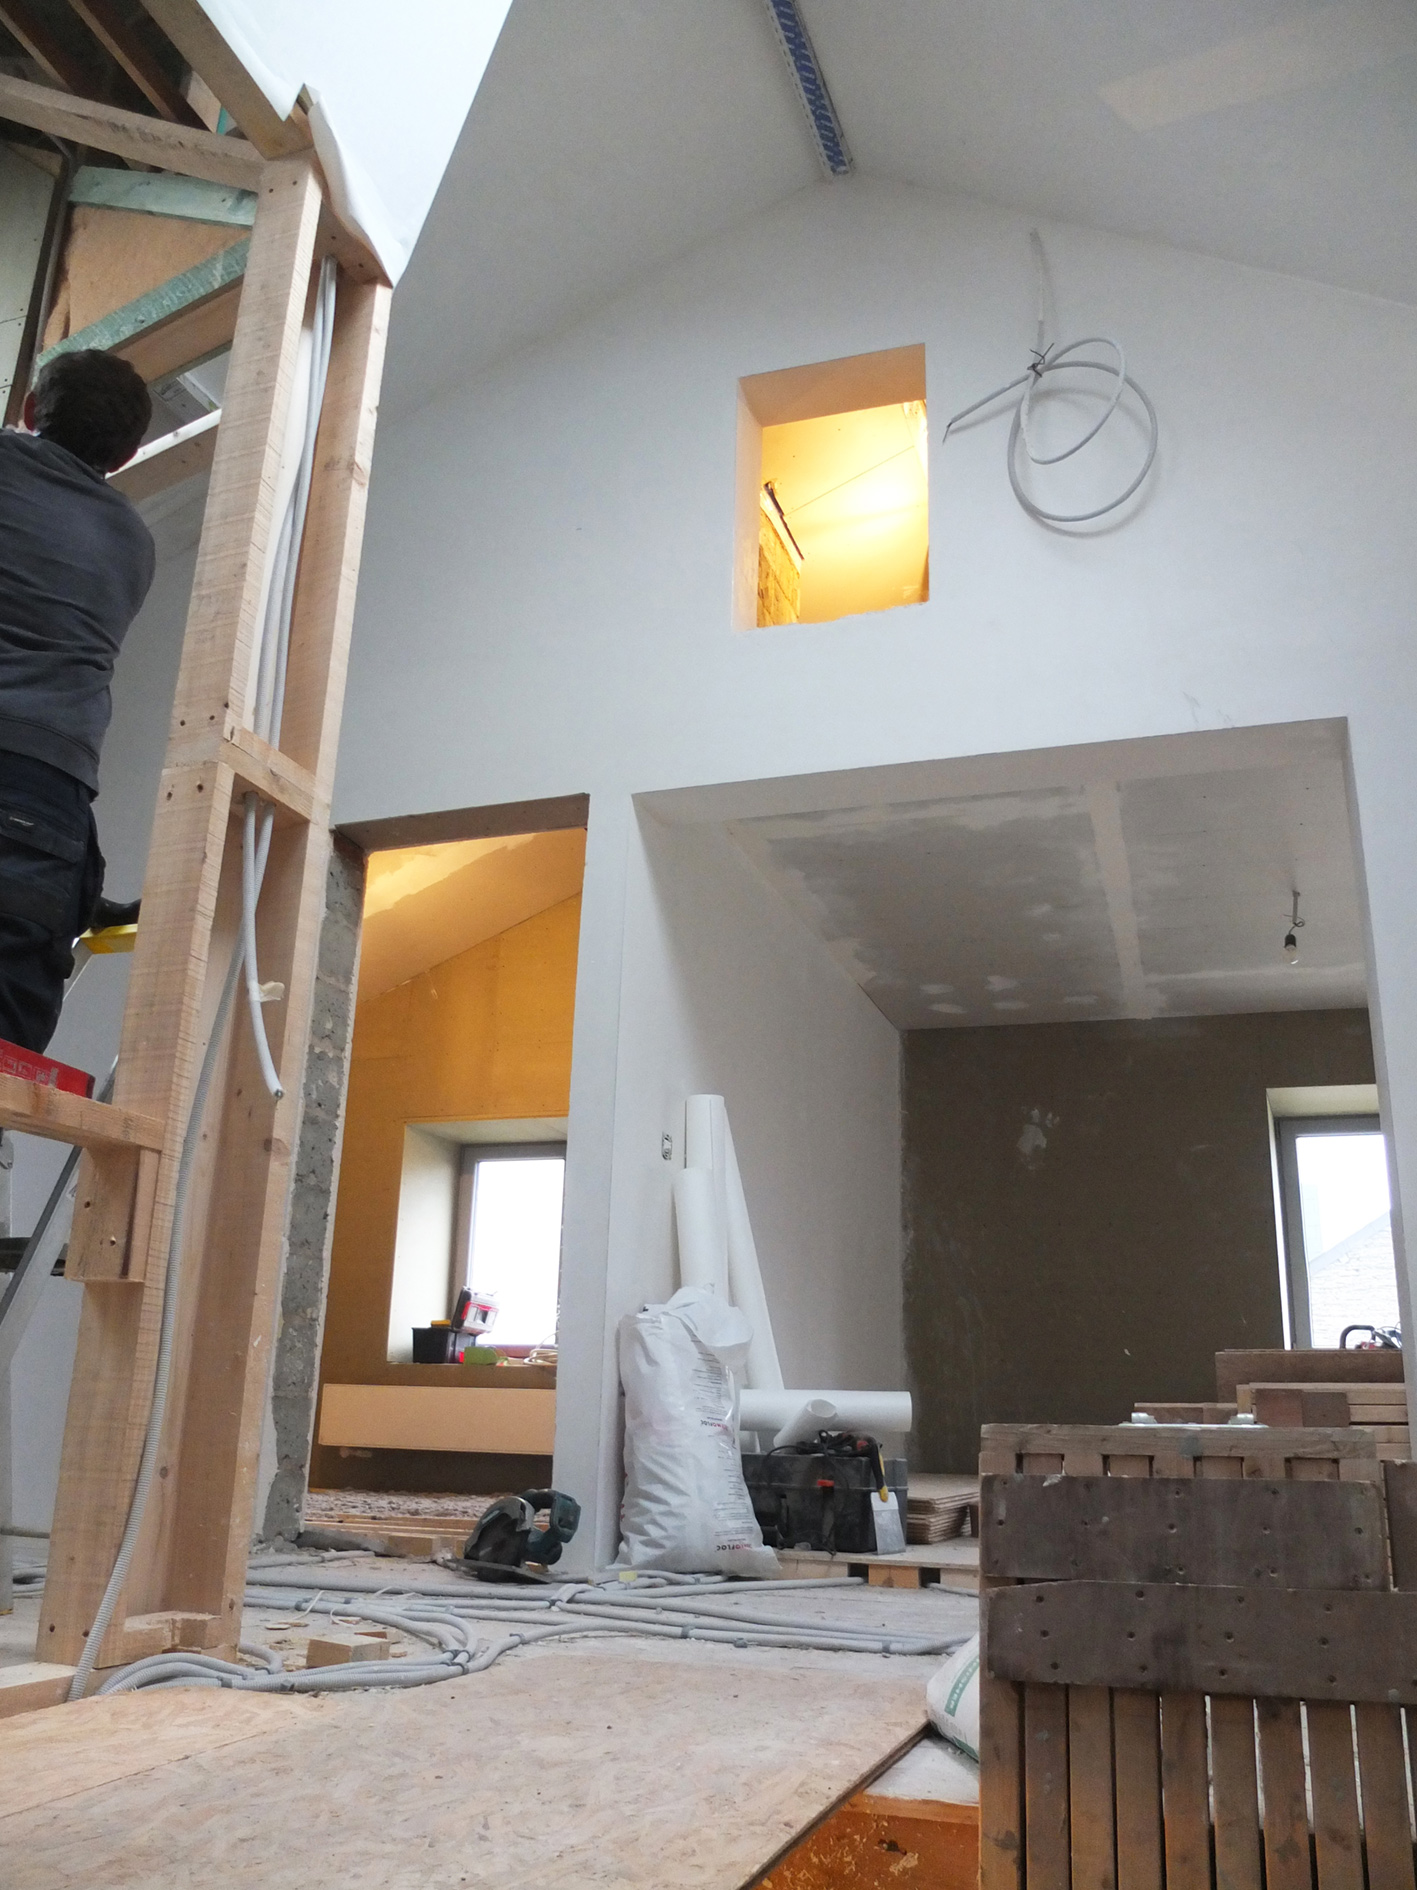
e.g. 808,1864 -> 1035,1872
867,1565 -> 925,1589
114,1611 -> 219,1663
1252,1386 -> 1352,1428
0,1661 -> 77,1719
304,1632 -> 390,1669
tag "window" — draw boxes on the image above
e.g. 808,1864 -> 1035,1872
455,1146 -> 566,1351
738,345 -> 929,630
1274,1116 -> 1398,1347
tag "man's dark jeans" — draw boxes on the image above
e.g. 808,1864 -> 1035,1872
0,751 -> 102,1052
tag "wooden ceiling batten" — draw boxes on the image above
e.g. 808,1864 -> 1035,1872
66,0 -> 204,125
0,0 -> 97,93
137,0 -> 310,157
0,70 -> 262,184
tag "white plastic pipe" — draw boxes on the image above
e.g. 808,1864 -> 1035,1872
672,1166 -> 728,1296
770,1397 -> 838,1449
739,1389 -> 912,1443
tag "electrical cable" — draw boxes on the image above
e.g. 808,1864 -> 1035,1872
68,821 -> 275,1702
942,229 -> 1158,527
241,254 -> 338,1103
93,1565 -> 973,1698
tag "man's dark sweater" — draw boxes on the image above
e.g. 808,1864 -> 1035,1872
0,429 -> 154,790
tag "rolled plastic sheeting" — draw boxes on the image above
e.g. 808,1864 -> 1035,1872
672,1166 -> 729,1297
685,1094 -> 784,1391
685,1094 -> 729,1186
739,1389 -> 913,1443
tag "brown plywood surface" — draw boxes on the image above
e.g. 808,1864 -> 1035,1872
0,1638 -> 940,1887
0,1688 -> 320,1816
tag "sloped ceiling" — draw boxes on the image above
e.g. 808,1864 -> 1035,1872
358,827 -> 586,999
381,0 -> 1417,420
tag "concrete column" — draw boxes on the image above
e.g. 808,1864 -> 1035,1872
260,836 -> 364,1544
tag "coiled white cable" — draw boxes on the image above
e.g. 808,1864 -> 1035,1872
942,230 -> 1158,527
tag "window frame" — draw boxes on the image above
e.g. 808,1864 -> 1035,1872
452,1141 -> 568,1345
1273,1113 -> 1384,1348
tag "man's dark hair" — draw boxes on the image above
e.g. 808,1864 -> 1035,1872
31,350 -> 151,472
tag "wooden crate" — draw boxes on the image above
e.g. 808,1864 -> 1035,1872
978,1423 -> 1416,1890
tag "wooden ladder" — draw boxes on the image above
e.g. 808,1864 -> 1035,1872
0,59 -> 389,1708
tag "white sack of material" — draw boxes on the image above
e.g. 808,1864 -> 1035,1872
618,1286 -> 780,1578
927,1634 -> 981,1762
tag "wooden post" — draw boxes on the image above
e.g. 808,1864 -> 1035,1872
38,148 -> 389,1670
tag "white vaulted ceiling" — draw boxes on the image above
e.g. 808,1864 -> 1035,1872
381,0 -> 1417,420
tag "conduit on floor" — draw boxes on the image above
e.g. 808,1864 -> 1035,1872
96,1565 -> 973,1697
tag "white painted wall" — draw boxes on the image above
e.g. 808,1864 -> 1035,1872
555,809 -> 902,1565
386,1125 -> 459,1360
333,174 -> 1417,1553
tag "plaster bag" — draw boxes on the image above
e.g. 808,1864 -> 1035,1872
926,1633 -> 981,1762
618,1285 -> 780,1577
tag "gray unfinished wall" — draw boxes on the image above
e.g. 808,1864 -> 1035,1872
902,1010 -> 1375,1470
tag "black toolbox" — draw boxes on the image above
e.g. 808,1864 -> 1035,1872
742,1445 -> 908,1555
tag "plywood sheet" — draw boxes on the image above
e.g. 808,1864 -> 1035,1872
317,1382 -> 556,1453
0,1688 -> 320,1818
0,1641 -> 930,1888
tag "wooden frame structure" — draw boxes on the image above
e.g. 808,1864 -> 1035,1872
0,13 -> 389,1707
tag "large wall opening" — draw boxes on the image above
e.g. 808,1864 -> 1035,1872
640,719 -> 1395,1472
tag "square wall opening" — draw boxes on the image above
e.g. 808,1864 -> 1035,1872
737,344 -> 928,629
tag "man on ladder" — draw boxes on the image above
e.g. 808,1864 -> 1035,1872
0,349 -> 154,1053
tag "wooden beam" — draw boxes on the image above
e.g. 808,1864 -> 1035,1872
219,723 -> 323,826
0,1075 -> 162,1152
41,155 -> 325,1669
109,410 -> 219,504
65,0 -> 205,126
0,72 -> 261,188
137,0 -> 310,158
68,165 -> 255,226
114,279 -> 239,384
0,1 -> 95,93
154,277 -> 388,1646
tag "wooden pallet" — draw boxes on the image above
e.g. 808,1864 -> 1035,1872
978,1423 -> 1413,1890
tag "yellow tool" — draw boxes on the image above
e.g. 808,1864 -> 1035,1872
77,922 -> 137,955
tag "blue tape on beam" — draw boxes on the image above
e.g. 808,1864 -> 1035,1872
762,0 -> 852,176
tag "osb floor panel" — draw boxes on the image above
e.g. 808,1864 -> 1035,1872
0,1581 -> 974,1889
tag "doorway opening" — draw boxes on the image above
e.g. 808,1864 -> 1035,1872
313,814 -> 585,1497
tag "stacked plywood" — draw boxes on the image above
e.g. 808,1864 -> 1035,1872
907,1474 -> 979,1544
